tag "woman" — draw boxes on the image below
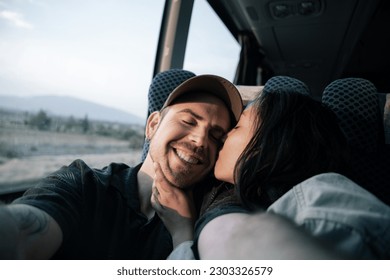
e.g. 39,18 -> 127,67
151,76 -> 390,259
214,81 -> 350,210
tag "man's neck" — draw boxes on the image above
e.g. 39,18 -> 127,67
137,155 -> 155,219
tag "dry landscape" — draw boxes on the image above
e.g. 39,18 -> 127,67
0,109 -> 144,195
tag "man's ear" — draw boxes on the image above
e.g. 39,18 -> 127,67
145,111 -> 161,140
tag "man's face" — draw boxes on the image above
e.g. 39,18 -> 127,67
146,92 -> 231,189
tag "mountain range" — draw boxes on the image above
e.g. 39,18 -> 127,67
0,95 -> 145,125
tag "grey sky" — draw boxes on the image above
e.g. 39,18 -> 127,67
0,0 -> 239,119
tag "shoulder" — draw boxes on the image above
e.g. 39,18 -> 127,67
268,173 -> 390,258
269,173 -> 389,215
47,159 -> 138,188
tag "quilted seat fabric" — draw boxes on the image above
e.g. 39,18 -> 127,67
322,78 -> 390,206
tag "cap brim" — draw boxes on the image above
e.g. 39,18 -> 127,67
163,74 -> 243,122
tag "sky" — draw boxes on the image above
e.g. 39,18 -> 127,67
0,0 -> 239,119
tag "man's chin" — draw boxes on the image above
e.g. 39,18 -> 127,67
167,161 -> 210,187
167,173 -> 202,189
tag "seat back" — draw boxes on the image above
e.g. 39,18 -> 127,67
322,78 -> 390,206
141,69 -> 195,161
237,75 -> 311,105
322,78 -> 384,152
263,75 -> 310,96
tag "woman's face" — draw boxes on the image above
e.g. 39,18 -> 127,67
214,104 -> 257,184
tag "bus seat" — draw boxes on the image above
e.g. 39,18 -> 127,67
322,78 -> 390,206
262,75 -> 310,96
141,69 -> 196,161
322,78 -> 383,151
236,75 -> 310,105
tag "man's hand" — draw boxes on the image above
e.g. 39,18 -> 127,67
151,163 -> 196,248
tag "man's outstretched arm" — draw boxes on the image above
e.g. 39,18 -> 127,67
0,203 -> 62,259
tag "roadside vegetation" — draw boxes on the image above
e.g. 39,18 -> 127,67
0,108 -> 144,191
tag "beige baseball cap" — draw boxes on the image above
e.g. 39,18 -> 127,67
162,74 -> 243,123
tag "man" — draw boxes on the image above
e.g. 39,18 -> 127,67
0,74 -> 243,259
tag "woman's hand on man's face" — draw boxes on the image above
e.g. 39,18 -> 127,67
151,162 -> 196,248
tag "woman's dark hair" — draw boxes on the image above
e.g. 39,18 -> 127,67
235,88 -> 350,210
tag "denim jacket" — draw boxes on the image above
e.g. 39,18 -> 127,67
168,173 -> 390,259
268,173 -> 390,259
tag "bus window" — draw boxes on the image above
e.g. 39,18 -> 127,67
0,0 -> 164,198
183,0 -> 240,81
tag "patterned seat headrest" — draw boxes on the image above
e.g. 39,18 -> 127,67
322,78 -> 390,206
322,78 -> 382,152
147,69 -> 196,115
263,76 -> 310,96
141,69 -> 196,161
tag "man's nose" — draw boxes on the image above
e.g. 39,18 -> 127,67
188,128 -> 208,148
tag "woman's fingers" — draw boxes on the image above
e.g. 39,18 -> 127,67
152,162 -> 195,219
151,185 -> 164,212
153,162 -> 174,194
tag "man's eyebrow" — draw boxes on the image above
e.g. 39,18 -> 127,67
178,108 -> 228,134
178,108 -> 203,120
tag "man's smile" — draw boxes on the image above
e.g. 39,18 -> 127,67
173,147 -> 203,165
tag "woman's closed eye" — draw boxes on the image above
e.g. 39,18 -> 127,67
210,130 -> 226,144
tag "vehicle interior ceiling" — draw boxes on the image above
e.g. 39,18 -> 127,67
207,0 -> 390,100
